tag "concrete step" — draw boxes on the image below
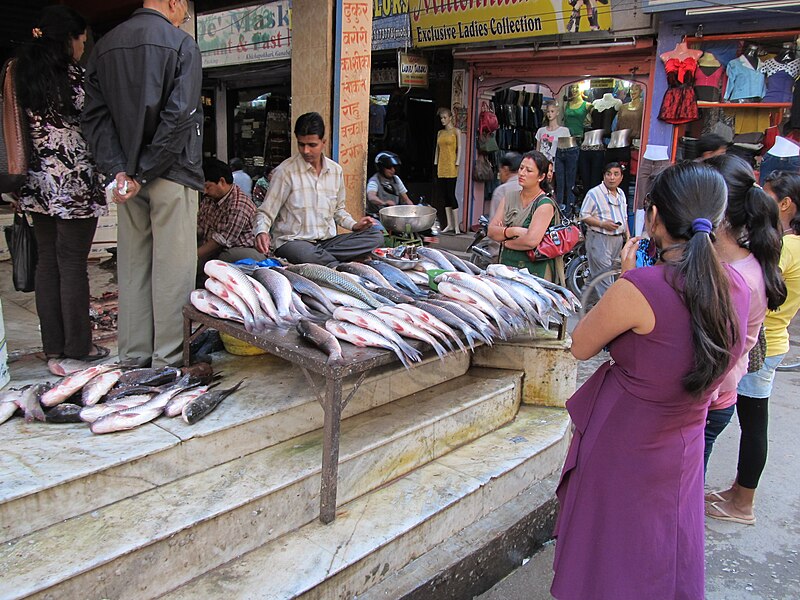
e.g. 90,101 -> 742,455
0,351 -> 469,543
161,405 -> 569,600
0,368 -> 519,600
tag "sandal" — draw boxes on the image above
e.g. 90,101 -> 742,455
80,344 -> 111,362
705,501 -> 756,525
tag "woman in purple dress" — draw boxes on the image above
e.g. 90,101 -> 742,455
551,162 -> 751,599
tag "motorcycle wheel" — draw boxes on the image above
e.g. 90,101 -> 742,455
565,254 -> 591,298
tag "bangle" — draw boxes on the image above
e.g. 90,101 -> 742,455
503,227 -> 510,240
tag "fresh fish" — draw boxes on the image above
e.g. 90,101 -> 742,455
182,380 -> 245,425
79,394 -> 155,423
18,384 -> 48,423
335,270 -> 370,287
336,262 -> 392,288
371,286 -> 417,305
325,320 -> 413,368
436,281 -> 513,337
205,277 -> 257,332
45,403 -> 83,423
332,307 -> 421,363
180,362 -> 215,385
489,277 -> 549,326
427,297 -> 496,343
477,276 -> 528,316
204,260 -> 269,329
395,303 -> 466,353
47,357 -> 101,377
372,309 -> 448,359
296,319 -> 344,364
117,366 -> 181,387
525,271 -> 582,312
81,368 -> 124,406
105,383 -> 166,404
437,249 -> 479,274
287,264 -> 382,309
190,289 -> 244,324
91,403 -> 165,434
279,269 -> 338,315
290,294 -> 317,320
416,247 -> 456,271
375,306 -> 454,351
413,258 -> 440,273
406,270 -> 431,287
435,272 -> 502,306
485,264 -> 568,315
320,287 -> 373,309
0,397 -> 19,425
246,274 -> 282,326
417,300 -> 483,350
365,260 -> 426,297
164,385 -> 211,418
367,289 -> 395,306
136,374 -> 199,413
300,294 -> 335,317
252,267 -> 296,322
41,363 -> 116,407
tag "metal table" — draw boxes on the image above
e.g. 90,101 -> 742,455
183,305 -> 411,524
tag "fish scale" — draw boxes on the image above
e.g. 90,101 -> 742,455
287,264 -> 383,309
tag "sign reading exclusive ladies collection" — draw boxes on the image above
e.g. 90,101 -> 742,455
197,1 -> 292,67
408,0 -> 612,47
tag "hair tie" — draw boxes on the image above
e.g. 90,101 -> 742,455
691,218 -> 713,235
31,27 -> 43,39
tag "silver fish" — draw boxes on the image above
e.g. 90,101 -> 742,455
19,384 -> 48,423
324,320 -> 413,368
287,264 -> 382,309
332,307 -> 421,363
252,267 -> 296,322
395,303 -> 466,353
426,299 -> 495,344
416,300 -> 482,351
336,262 -> 392,288
371,286 -> 417,304
372,309 -> 448,359
437,249 -> 479,274
416,247 -> 456,271
190,289 -> 245,324
365,260 -> 426,297
320,287 -> 373,309
279,269 -> 338,315
436,281 -> 512,337
182,380 -> 245,425
41,363 -> 116,407
296,319 -> 344,364
91,403 -> 164,434
245,274 -> 283,326
79,394 -> 155,423
205,277 -> 257,332
376,306 -> 454,352
204,260 -> 270,330
435,272 -> 502,305
81,368 -> 124,406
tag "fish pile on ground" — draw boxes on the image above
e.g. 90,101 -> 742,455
0,360 -> 244,434
191,251 -> 580,368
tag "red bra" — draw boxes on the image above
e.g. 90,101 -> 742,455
664,57 -> 698,85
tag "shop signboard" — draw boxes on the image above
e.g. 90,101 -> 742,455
197,1 -> 291,68
398,52 -> 428,87
408,0 -> 612,47
641,0 -> 792,12
373,0 -> 411,49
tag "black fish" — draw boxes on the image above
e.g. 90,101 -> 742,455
117,367 -> 181,387
182,380 -> 245,425
371,286 -> 417,305
45,403 -> 83,423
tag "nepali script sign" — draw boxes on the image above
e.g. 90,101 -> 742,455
408,0 -> 612,47
198,1 -> 291,68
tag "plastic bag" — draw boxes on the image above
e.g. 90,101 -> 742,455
4,212 -> 37,292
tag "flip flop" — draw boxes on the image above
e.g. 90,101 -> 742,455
705,501 -> 756,525
80,344 -> 111,362
704,490 -> 728,503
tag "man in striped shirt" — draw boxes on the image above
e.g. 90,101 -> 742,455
579,162 -> 629,298
254,112 -> 383,266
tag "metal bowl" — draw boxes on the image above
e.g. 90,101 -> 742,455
379,205 -> 437,234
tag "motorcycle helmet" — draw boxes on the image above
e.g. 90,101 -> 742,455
375,151 -> 401,171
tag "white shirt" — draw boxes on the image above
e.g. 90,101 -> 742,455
580,183 -> 628,235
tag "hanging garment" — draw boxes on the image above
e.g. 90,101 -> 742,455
728,108 -> 772,135
724,56 -> 766,102
759,58 -> 800,103
658,57 -> 699,125
694,65 -> 726,102
590,107 -> 618,137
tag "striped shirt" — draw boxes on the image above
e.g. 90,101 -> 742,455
254,153 -> 357,248
580,183 -> 628,235
198,184 -> 256,249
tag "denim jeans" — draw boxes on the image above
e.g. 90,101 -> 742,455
760,154 -> 800,184
555,146 -> 579,210
704,404 -> 735,474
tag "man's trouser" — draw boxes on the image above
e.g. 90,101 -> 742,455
585,229 -> 624,299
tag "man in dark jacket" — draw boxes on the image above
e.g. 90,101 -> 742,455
82,0 -> 203,368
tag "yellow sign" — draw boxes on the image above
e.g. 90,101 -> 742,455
398,53 -> 429,87
408,0 -> 612,47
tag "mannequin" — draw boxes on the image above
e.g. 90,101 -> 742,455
659,42 -> 701,124
434,107 -> 462,234
579,128 -> 606,191
744,44 -> 759,69
696,53 -> 725,102
659,41 -> 702,64
725,47 -> 766,102
564,83 -> 592,137
760,49 -> 800,103
698,52 -> 720,68
760,136 -> 800,185
591,93 -> 621,136
536,101 -> 572,163
536,101 -> 576,211
616,84 -> 643,140
778,42 -> 796,63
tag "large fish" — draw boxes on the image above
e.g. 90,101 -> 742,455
19,384 -> 48,422
405,271 -> 431,287
204,260 -> 270,328
416,247 -> 456,271
365,260 -> 426,297
370,286 -> 417,305
245,274 -> 283,326
336,262 -> 392,288
332,307 -> 421,363
80,394 -> 155,423
45,403 -> 83,423
435,272 -> 502,306
427,296 -> 497,343
251,268 -> 296,323
190,289 -> 245,324
372,309 -> 448,359
525,271 -> 582,312
279,269 -> 338,315
416,300 -> 483,350
164,385 -> 211,418
437,249 -> 481,274
375,306 -> 454,351
91,403 -> 165,434
40,363 -> 116,407
485,264 -> 568,315
324,320 -> 413,368
296,319 -> 344,364
117,366 -> 181,387
287,264 -> 382,309
320,287 -> 373,310
436,281 -> 513,338
205,277 -> 257,332
182,380 -> 245,425
81,368 -> 124,406
394,303 -> 466,353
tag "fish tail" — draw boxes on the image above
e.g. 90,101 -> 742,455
390,344 -> 412,369
397,339 -> 423,363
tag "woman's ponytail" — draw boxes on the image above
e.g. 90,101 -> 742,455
743,184 -> 787,309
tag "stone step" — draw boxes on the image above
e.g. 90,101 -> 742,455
0,368 -> 519,600
161,406 -> 570,600
0,351 -> 469,544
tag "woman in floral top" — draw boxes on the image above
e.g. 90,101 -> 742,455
15,6 -> 108,360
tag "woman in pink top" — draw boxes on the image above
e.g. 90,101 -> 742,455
702,155 -> 787,520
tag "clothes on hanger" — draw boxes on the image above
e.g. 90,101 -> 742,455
658,57 -> 699,125
759,58 -> 800,103
724,55 -> 766,102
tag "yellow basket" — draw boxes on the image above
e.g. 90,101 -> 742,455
219,332 -> 267,356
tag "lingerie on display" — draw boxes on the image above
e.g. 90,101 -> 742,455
694,64 -> 726,102
658,57 -> 699,125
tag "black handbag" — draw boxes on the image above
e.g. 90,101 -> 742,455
4,212 -> 37,292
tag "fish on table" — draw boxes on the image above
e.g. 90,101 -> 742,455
371,309 -> 448,360
190,289 -> 245,325
287,264 -> 382,309
296,319 -> 344,364
332,307 -> 421,364
324,319 -> 414,368
279,269 -> 338,316
204,260 -> 270,330
251,267 -> 297,324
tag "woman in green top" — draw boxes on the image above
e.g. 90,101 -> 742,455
488,150 -> 557,280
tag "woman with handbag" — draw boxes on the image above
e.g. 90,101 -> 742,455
704,166 -> 797,526
15,6 -> 109,361
487,150 -> 557,280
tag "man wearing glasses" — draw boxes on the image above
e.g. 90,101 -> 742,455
82,0 -> 203,369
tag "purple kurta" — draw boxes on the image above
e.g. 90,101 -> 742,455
552,265 -> 750,600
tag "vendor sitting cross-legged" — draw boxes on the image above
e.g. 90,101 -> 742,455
198,158 -> 266,279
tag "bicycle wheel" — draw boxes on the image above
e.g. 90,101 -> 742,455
579,268 -> 621,317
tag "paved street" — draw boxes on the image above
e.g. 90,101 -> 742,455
479,321 -> 800,600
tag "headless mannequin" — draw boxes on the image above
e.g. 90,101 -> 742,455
698,52 -> 721,68
744,44 -> 759,69
660,41 -> 702,64
618,84 -> 644,139
778,42 -> 796,64
434,108 -> 462,234
593,93 -> 622,112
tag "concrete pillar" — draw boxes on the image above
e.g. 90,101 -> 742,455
290,0 -> 334,134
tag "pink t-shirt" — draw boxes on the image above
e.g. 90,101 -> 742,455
709,253 -> 767,410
